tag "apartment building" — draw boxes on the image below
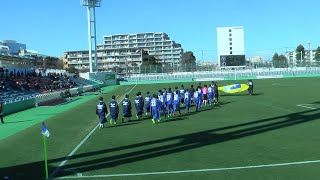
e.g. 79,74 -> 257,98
64,32 -> 183,72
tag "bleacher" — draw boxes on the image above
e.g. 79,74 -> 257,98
0,71 -> 98,104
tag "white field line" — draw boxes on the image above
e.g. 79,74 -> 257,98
56,159 -> 320,179
50,84 -> 137,178
297,104 -> 317,110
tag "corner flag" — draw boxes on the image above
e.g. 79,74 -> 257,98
41,122 -> 49,180
41,122 -> 50,138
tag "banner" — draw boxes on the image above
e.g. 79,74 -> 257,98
218,84 -> 249,94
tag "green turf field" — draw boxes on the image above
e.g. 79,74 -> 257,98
1,77 -> 320,180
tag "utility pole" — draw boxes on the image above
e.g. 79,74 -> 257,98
307,41 -> 311,65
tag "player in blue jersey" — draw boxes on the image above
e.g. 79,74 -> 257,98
166,88 -> 174,117
158,90 -> 166,117
122,94 -> 132,122
173,90 -> 181,115
180,85 -> 186,105
134,92 -> 144,119
208,84 -> 214,105
197,86 -> 203,108
96,97 -> 107,128
109,95 -> 119,125
184,89 -> 191,113
145,91 -> 152,116
193,90 -> 200,112
151,94 -> 161,124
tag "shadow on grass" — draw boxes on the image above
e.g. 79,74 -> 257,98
4,119 -> 35,124
107,121 -> 141,128
3,101 -> 320,179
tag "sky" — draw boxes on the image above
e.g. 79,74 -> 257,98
1,0 -> 320,62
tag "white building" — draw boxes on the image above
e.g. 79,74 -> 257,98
100,32 -> 183,64
0,45 -> 10,54
64,32 -> 184,72
0,40 -> 26,54
217,26 -> 245,68
286,50 -> 316,67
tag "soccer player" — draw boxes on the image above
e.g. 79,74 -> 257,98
197,86 -> 203,108
145,91 -> 152,115
247,80 -> 254,95
134,92 -> 144,119
184,89 -> 191,113
151,94 -> 161,124
208,84 -> 214,105
166,88 -> 174,117
109,95 -> 119,125
193,89 -> 200,112
214,82 -> 219,104
122,94 -> 132,122
189,85 -> 195,104
158,90 -> 166,117
96,97 -> 107,128
202,84 -> 208,106
173,90 -> 181,115
180,85 -> 186,105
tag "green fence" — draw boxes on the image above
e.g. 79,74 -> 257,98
3,98 -> 36,115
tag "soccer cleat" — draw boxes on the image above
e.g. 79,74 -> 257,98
146,112 -> 148,116
152,119 -> 155,124
122,117 -> 124,123
113,122 -> 117,125
136,114 -> 139,119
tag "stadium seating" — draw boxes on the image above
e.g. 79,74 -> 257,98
0,71 -> 98,104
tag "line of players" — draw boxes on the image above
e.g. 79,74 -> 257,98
96,82 -> 219,128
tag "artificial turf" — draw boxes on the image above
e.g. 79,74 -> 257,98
1,77 -> 320,180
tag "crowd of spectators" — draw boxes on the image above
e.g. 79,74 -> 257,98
0,68 -> 77,93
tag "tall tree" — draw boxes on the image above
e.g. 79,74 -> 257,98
140,55 -> 162,74
296,44 -> 305,66
180,51 -> 196,72
273,53 -> 288,68
278,55 -> 288,68
315,46 -> 320,65
272,53 -> 279,68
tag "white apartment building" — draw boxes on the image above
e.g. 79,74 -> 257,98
286,50 -> 316,66
63,48 -> 149,71
64,32 -> 183,72
217,26 -> 246,68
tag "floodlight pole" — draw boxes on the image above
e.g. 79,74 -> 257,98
82,0 -> 100,73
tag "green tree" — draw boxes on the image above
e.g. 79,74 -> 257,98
296,44 -> 305,66
315,46 -> 320,65
273,53 -> 288,68
65,66 -> 78,74
180,51 -> 196,72
140,55 -> 162,73
278,55 -> 288,68
272,53 -> 279,68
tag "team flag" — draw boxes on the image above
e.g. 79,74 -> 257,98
218,84 -> 249,94
41,122 -> 50,138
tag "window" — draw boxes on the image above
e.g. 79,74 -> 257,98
230,51 -> 233,55
229,33 -> 232,37
229,38 -> 232,41
229,42 -> 232,46
230,47 -> 232,50
229,29 -> 232,32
